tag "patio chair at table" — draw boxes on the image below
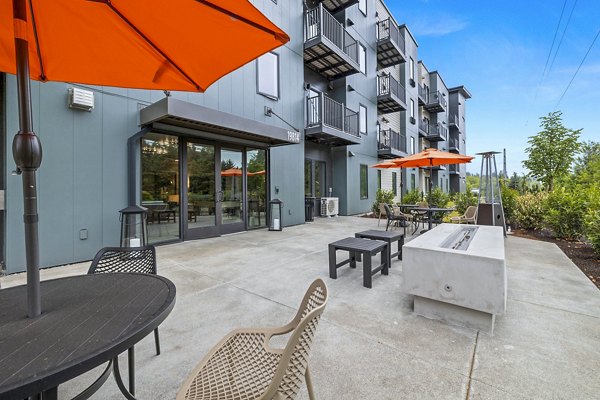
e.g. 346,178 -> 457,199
384,204 -> 412,235
176,279 -> 328,400
88,245 -> 162,356
412,200 -> 430,231
377,202 -> 388,226
450,205 -> 477,224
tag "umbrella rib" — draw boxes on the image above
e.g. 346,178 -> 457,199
101,1 -> 201,91
28,0 -> 46,81
196,0 -> 287,41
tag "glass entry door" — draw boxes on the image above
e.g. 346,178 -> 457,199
185,141 -> 218,239
219,148 -> 245,234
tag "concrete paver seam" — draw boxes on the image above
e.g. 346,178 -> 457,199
465,331 -> 479,400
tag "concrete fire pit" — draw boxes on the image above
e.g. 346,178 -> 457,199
402,223 -> 506,334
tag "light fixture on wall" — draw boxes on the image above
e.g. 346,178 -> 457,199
381,117 -> 389,123
347,84 -> 355,92
346,18 -> 354,27
348,151 -> 356,157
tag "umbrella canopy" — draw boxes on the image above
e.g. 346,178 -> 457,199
0,0 -> 289,91
391,148 -> 474,168
370,161 -> 398,169
221,168 -> 266,177
2,0 -> 289,318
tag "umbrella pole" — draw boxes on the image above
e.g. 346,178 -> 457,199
13,0 -> 43,318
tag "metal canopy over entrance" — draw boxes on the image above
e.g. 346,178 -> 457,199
140,97 -> 299,147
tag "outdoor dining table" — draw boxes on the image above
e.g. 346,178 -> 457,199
411,207 -> 456,232
0,273 -> 176,400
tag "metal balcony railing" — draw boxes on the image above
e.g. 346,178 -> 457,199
449,114 -> 459,128
426,91 -> 447,110
376,18 -> 405,54
419,119 -> 430,134
306,93 -> 359,137
305,4 -> 359,64
449,137 -> 459,150
378,129 -> 407,153
429,122 -> 448,141
449,164 -> 459,173
377,74 -> 406,104
418,84 -> 429,103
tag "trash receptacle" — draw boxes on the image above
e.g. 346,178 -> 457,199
305,197 -> 315,222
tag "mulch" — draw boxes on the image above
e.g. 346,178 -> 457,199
511,228 -> 600,290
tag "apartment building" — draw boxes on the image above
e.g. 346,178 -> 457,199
0,0 -> 470,273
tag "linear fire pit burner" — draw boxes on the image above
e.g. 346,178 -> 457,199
440,226 -> 479,251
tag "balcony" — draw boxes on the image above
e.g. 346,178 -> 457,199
378,129 -> 407,159
418,84 -> 428,105
376,18 -> 406,68
449,137 -> 460,153
449,114 -> 462,133
305,93 -> 361,146
377,74 -> 406,114
449,164 -> 460,175
304,4 -> 360,80
418,121 -> 447,142
423,90 -> 447,113
319,0 -> 359,13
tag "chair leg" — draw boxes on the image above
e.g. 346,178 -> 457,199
154,328 -> 161,356
305,365 -> 316,400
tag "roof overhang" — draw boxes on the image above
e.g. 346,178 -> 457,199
140,97 -> 299,147
448,85 -> 472,99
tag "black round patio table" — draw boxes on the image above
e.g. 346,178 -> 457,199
0,273 -> 176,400
411,207 -> 455,232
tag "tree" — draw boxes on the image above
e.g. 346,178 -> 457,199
523,111 -> 582,191
573,141 -> 600,186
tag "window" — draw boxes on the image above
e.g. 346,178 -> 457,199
359,0 -> 367,16
305,159 -> 326,197
411,174 -> 416,190
257,52 -> 279,99
410,136 -> 416,154
360,164 -> 368,199
410,99 -> 415,119
359,43 -> 366,74
377,170 -> 382,189
392,172 -> 397,196
409,58 -> 415,81
359,104 -> 367,134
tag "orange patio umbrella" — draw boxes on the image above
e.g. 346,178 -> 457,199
1,0 -> 289,317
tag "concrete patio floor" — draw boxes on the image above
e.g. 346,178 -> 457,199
2,216 -> 600,399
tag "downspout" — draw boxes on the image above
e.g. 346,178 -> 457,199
127,127 -> 151,206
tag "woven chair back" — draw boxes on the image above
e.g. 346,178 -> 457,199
465,206 -> 477,219
87,245 -> 157,275
264,279 -> 328,400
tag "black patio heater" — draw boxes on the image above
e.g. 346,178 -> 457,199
119,205 -> 148,247
268,199 -> 283,231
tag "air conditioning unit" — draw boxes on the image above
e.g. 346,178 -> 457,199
68,87 -> 94,111
320,197 -> 339,217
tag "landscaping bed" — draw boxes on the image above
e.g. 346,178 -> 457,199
512,228 -> 600,290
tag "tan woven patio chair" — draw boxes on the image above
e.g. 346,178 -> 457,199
176,279 -> 328,400
377,203 -> 388,226
450,205 -> 477,224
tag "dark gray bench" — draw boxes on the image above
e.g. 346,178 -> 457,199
355,230 -> 404,268
328,237 -> 389,288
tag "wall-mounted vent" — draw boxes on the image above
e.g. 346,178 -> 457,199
68,87 -> 94,111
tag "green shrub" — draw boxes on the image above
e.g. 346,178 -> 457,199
403,189 -> 422,204
427,187 -> 450,208
452,191 -> 477,214
372,189 -> 395,214
585,210 -> 600,255
543,187 -> 586,239
142,190 -> 154,201
513,192 -> 547,230
501,186 -> 519,226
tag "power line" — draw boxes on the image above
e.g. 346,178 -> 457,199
556,27 -> 600,107
548,0 -> 579,74
533,0 -> 568,102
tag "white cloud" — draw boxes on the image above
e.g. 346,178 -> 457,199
410,15 -> 468,37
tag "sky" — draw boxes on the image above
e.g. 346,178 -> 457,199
387,0 -> 600,175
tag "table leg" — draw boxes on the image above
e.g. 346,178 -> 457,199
349,251 -> 357,268
113,352 -> 138,400
398,236 -> 404,260
41,387 -> 57,400
328,245 -> 337,279
382,246 -> 389,276
428,211 -> 433,230
128,347 -> 135,396
363,253 -> 372,289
